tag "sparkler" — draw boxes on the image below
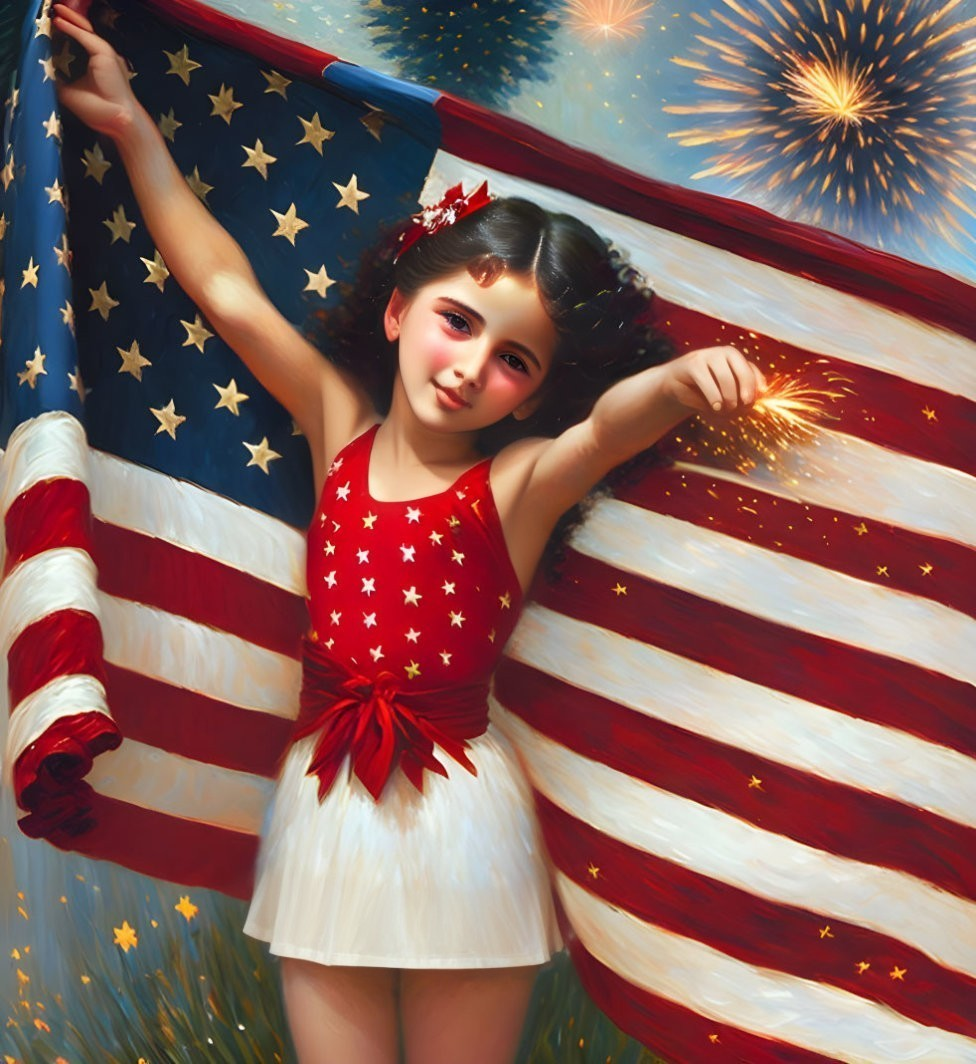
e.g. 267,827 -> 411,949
675,369 -> 852,476
665,0 -> 976,250
564,0 -> 656,42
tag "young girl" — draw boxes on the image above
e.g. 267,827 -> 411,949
53,5 -> 764,1062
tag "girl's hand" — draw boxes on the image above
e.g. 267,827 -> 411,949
665,345 -> 766,415
52,3 -> 138,139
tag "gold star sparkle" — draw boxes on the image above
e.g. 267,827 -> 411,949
818,925 -> 834,939
82,142 -> 112,183
17,347 -> 47,389
242,138 -> 277,180
112,920 -> 138,952
103,204 -> 136,243
184,166 -> 213,203
405,660 -> 421,679
244,436 -> 281,473
296,112 -> 334,154
39,55 -> 56,82
164,45 -> 201,86
0,212 -> 6,241
209,84 -> 243,124
748,775 -> 763,790
21,257 -> 39,288
271,202 -> 309,245
68,367 -> 86,401
59,300 -> 75,333
151,399 -> 186,439
708,1034 -> 720,1045
890,965 -> 907,981
333,174 -> 369,213
174,896 -> 198,921
53,234 -> 72,270
855,961 -> 871,974
42,111 -> 61,140
51,39 -> 76,77
587,862 -> 600,879
117,340 -> 151,380
919,562 -> 933,576
261,69 -> 291,97
89,281 -> 119,320
0,153 -> 14,191
360,107 -> 387,141
922,406 -> 937,421
303,265 -> 335,298
157,108 -> 182,142
213,378 -> 249,415
853,522 -> 868,536
35,10 -> 52,37
44,178 -> 64,205
140,250 -> 169,291
180,314 -> 214,352
612,582 -> 627,596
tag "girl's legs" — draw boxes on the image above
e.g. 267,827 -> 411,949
280,958 -> 399,1064
400,965 -> 540,1064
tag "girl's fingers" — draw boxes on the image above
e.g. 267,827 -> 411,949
52,6 -> 105,55
708,358 -> 739,409
53,2 -> 95,31
689,363 -> 723,411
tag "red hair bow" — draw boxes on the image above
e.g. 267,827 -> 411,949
396,180 -> 492,261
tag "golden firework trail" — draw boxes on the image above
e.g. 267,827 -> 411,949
564,0 -> 656,42
664,0 -> 976,249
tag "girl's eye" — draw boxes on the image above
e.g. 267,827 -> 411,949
441,311 -> 470,334
500,352 -> 528,374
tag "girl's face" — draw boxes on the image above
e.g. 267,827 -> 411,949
384,268 -> 558,433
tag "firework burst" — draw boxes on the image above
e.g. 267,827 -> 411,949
664,0 -> 976,250
564,0 -> 656,43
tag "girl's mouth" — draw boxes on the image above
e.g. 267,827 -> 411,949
435,384 -> 470,410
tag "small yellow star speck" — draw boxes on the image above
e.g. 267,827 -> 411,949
244,437 -> 282,473
68,367 -> 85,401
748,775 -> 763,790
174,896 -> 198,921
89,281 -> 119,320
587,863 -> 600,879
363,512 -> 378,529
213,379 -> 249,415
140,250 -> 169,291
439,650 -> 452,665
157,108 -> 182,142
82,142 -> 112,183
151,399 -> 186,439
51,39 -> 76,77
449,610 -> 466,627
39,55 -> 56,81
889,965 -> 906,981
304,265 -> 336,298
184,166 -> 213,203
242,138 -> 277,180
708,1034 -> 720,1045
853,522 -> 868,536
405,660 -> 421,679
271,202 -> 309,245
53,233 -> 72,270
296,112 -> 334,154
612,582 -> 627,596
855,961 -> 871,974
818,925 -> 833,939
919,562 -> 933,576
180,314 -> 213,352
333,174 -> 370,213
922,406 -> 937,422
498,592 -> 511,609
117,340 -> 151,380
164,45 -> 201,86
45,177 -> 65,205
261,69 -> 291,97
208,84 -> 243,124
360,107 -> 387,141
21,256 -> 40,288
112,920 -> 138,952
488,628 -> 496,643
35,10 -> 52,36
103,204 -> 136,243
60,300 -> 75,333
875,565 -> 889,578
0,154 -> 15,191
17,347 -> 47,389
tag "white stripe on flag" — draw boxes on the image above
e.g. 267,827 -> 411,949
572,502 -> 975,683
496,708 -> 976,975
98,594 -> 302,717
558,874 -> 976,1064
0,411 -> 89,518
0,549 -> 100,652
426,154 -> 976,399
90,449 -> 306,594
88,738 -> 272,834
506,607 -> 976,829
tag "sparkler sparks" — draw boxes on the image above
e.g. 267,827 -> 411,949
665,0 -> 976,251
564,0 -> 656,42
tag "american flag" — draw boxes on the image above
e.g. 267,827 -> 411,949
3,1 -> 974,1061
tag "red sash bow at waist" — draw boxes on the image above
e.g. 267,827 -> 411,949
290,637 -> 491,802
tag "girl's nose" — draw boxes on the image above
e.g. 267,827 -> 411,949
453,346 -> 491,390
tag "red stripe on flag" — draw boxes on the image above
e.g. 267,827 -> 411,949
656,302 -> 975,478
611,467 -> 975,616
7,609 -> 105,709
500,662 -> 976,900
4,478 -> 91,574
37,791 -> 258,899
92,521 -> 306,658
103,663 -> 292,779
541,794 -> 976,1040
554,904 -> 840,1064
529,550 -> 975,758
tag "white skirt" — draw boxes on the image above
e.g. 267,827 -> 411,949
243,716 -> 562,968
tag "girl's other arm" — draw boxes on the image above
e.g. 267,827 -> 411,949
513,346 -> 764,521
52,5 -> 374,470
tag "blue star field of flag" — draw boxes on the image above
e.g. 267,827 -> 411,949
1,0 -> 437,528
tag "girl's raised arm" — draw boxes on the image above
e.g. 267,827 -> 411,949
52,4 -> 374,473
